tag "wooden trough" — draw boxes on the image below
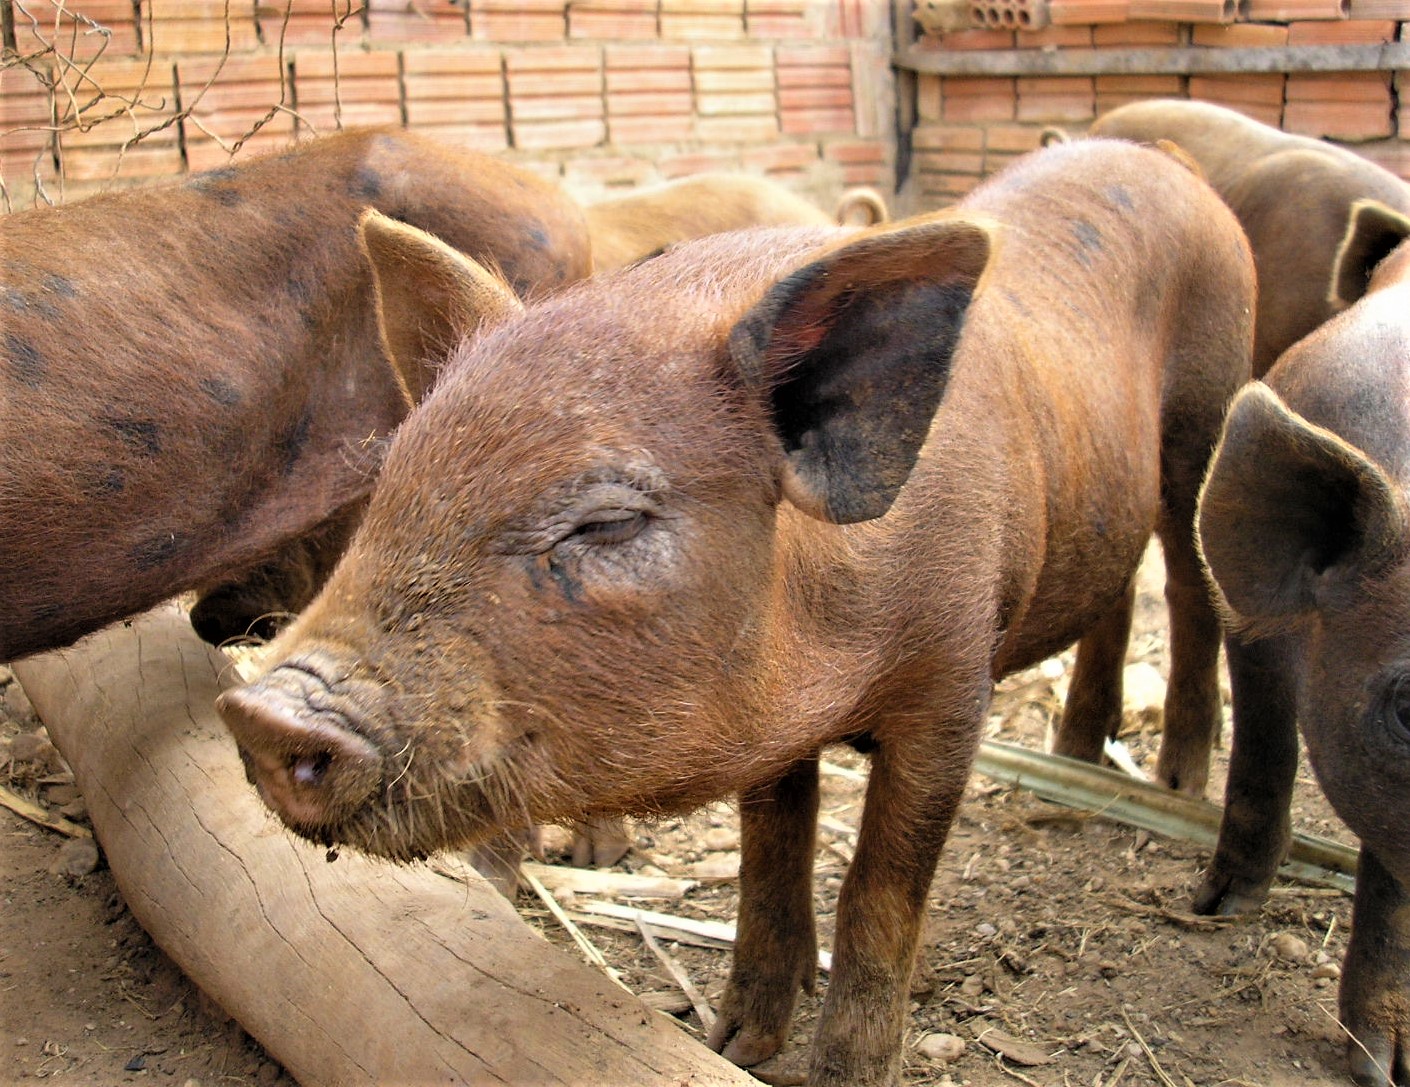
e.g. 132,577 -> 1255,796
12,603 -> 756,1087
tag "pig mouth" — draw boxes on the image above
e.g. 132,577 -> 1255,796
218,658 -> 514,862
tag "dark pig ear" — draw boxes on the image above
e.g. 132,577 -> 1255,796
729,216 -> 994,524
358,209 -> 525,405
1331,199 -> 1410,308
1197,381 -> 1407,632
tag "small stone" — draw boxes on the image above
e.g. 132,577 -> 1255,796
181,1079 -> 204,1087
48,837 -> 100,880
43,783 -> 79,807
974,922 -> 997,937
702,827 -> 739,851
959,973 -> 986,998
256,1060 -> 283,1086
1311,962 -> 1342,980
916,1032 -> 966,1064
7,732 -> 53,765
59,798 -> 88,821
1268,933 -> 1310,963
1098,960 -> 1120,979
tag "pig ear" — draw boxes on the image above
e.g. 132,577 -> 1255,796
729,216 -> 994,524
358,209 -> 524,405
1198,382 -> 1407,632
1331,199 -> 1410,308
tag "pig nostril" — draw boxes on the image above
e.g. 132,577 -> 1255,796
291,751 -> 333,787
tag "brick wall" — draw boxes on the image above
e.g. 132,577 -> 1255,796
907,2 -> 1410,208
0,0 -> 893,210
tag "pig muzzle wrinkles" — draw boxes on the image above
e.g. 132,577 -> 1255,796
217,665 -> 384,836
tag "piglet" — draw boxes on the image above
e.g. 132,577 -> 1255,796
1199,205 -> 1410,1087
218,138 -> 1255,1086
0,127 -> 590,661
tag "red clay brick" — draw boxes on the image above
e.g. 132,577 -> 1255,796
1093,20 -> 1179,43
1287,15 -> 1394,38
1016,25 -> 1094,45
1241,0 -> 1348,16
1188,72 -> 1287,107
983,122 -> 1045,152
1284,99 -> 1392,139
513,116 -> 605,149
1048,0 -> 1129,22
743,141 -> 821,171
1190,21 -> 1290,44
780,106 -> 854,133
1286,70 -> 1391,101
608,114 -> 696,143
912,123 -> 986,151
694,112 -> 779,140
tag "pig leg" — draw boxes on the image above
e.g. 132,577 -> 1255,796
1152,520 -> 1225,795
707,757 -> 820,1067
1341,847 -> 1410,1087
808,711 -> 981,1086
1192,633 -> 1299,915
1051,580 -> 1134,764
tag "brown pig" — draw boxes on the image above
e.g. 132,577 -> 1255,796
217,138 -> 1255,1086
0,127 -> 590,661
584,171 -> 886,271
1198,217 -> 1410,1086
1091,98 -> 1410,374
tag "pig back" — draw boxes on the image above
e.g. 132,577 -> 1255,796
0,129 -> 590,661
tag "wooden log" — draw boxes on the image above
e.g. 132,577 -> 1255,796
12,603 -> 756,1087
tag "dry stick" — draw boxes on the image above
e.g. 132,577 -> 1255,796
0,782 -> 91,838
1120,1006 -> 1179,1087
522,868 -> 633,993
634,912 -> 716,1033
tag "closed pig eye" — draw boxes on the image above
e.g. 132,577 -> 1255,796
568,508 -> 649,546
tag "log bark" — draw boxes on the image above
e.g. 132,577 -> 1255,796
13,603 -> 756,1087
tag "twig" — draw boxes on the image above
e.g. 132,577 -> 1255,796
975,740 -> 1356,892
1121,1006 -> 1178,1087
633,911 -> 715,1032
993,1054 -> 1045,1087
0,783 -> 91,838
522,869 -> 632,993
1102,892 -> 1239,931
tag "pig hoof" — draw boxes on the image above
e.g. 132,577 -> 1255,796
718,1029 -> 785,1069
1191,870 -> 1268,917
1348,1034 -> 1400,1087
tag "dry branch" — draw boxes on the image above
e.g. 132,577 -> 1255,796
974,740 -> 1357,893
11,603 -> 757,1087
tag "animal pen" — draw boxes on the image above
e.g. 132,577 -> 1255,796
1,0 -> 1407,1084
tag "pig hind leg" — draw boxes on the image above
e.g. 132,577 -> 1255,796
1051,581 -> 1135,764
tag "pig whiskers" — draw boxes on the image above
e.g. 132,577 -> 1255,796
385,738 -> 415,791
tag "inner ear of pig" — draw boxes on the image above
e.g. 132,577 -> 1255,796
358,209 -> 525,406
1199,382 -> 1405,627
1331,199 -> 1410,309
729,219 -> 993,524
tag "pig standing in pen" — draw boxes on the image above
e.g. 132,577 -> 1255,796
219,138 -> 1255,1086
1200,210 -> 1410,1086
0,128 -> 590,662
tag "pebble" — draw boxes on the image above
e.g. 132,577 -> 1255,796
48,837 -> 101,880
959,973 -> 986,998
916,1032 -> 966,1064
1268,932 -> 1310,963
701,827 -> 739,851
974,922 -> 997,938
1311,962 -> 1342,980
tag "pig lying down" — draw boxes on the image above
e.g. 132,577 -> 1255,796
1200,210 -> 1410,1086
0,128 -> 589,662
220,138 -> 1254,1086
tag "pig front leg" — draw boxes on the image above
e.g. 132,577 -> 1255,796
1192,633 -> 1300,915
1342,847 -> 1410,1086
708,757 -> 820,1067
808,713 -> 981,1087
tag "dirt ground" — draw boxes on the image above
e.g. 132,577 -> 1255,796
0,546 -> 1362,1087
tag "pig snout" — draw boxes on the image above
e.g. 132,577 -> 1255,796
217,667 -> 384,835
